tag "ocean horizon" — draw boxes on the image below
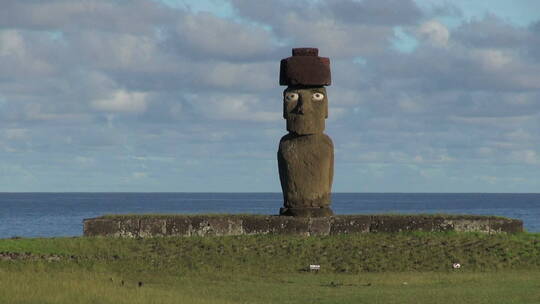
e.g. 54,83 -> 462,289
1,192 -> 539,238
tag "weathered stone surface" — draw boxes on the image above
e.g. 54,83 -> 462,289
83,218 -> 119,237
268,216 -> 310,235
432,216 -> 455,232
166,216 -> 191,236
489,218 -> 523,233
293,48 -> 318,56
190,216 -> 234,236
117,218 -> 140,237
280,207 -> 333,217
278,133 -> 334,212
370,216 -> 436,233
309,217 -> 331,235
282,87 -> 328,135
280,48 -> 331,86
189,216 -> 212,236
206,217 -> 234,236
444,217 -> 491,233
242,215 -> 270,235
83,214 -> 524,237
406,216 -> 438,232
228,217 -> 244,235
330,215 -> 371,234
278,48 -> 334,217
139,218 -> 166,237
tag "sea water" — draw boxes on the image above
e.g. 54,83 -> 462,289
0,193 -> 539,238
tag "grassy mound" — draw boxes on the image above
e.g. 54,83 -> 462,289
2,233 -> 540,303
2,232 -> 540,274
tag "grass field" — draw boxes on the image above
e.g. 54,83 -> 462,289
1,232 -> 540,303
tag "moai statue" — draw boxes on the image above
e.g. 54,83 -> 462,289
278,48 -> 334,217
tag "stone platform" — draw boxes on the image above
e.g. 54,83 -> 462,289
83,214 -> 523,237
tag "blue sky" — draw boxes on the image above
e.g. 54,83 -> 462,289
0,0 -> 539,192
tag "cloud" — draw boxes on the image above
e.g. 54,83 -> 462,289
277,17 -> 393,58
453,14 -> 531,49
325,0 -> 423,26
0,0 -> 175,34
0,0 -> 539,191
230,0 -> 404,58
74,156 -> 95,165
132,172 -> 148,179
365,17 -> 540,96
69,31 -> 160,69
187,93 -> 281,122
510,150 -> 538,165
471,49 -> 512,69
0,30 -> 25,56
3,128 -> 28,140
191,61 -> 276,91
91,90 -> 148,113
231,0 -> 423,26
417,20 -> 449,47
168,12 -> 277,61
0,29 -> 58,79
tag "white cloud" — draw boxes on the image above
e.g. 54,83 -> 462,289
72,32 -> 159,69
3,128 -> 27,140
417,20 -> 450,47
504,129 -> 532,142
0,29 -> 56,77
279,16 -> 393,58
510,150 -> 538,165
196,62 -> 275,90
22,103 -> 91,122
397,94 -> 424,113
188,93 -> 280,122
476,147 -> 493,157
132,172 -> 148,179
91,90 -> 148,113
0,0 -> 174,34
171,12 -> 275,60
472,49 -> 512,69
478,175 -> 498,184
74,156 -> 95,165
0,30 -> 25,56
0,0 -> 539,191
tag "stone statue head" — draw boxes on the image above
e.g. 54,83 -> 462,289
283,86 -> 327,134
279,48 -> 331,135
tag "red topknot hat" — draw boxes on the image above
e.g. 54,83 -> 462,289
279,48 -> 331,86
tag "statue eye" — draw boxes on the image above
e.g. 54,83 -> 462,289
312,92 -> 324,101
285,92 -> 299,102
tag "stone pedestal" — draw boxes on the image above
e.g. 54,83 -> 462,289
83,214 -> 524,237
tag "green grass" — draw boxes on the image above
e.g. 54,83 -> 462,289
1,232 -> 540,303
3,232 -> 540,273
2,268 -> 540,304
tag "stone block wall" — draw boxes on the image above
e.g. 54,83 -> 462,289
83,214 -> 523,237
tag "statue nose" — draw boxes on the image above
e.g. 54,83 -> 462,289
297,100 -> 305,114
295,95 -> 309,115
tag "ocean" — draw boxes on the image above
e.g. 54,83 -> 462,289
1,193 -> 539,238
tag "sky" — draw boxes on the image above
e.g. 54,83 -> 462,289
0,0 -> 539,193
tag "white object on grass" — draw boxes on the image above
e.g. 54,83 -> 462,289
452,263 -> 461,269
309,264 -> 320,271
